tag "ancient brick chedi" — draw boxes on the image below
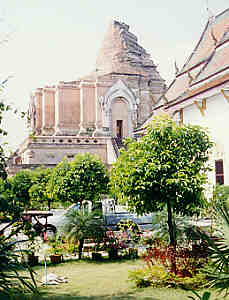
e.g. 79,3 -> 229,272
10,20 -> 165,170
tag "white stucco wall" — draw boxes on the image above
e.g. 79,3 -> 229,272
182,92 -> 229,186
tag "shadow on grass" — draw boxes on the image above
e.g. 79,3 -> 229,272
0,291 -> 160,300
35,257 -> 140,270
39,291 -> 160,300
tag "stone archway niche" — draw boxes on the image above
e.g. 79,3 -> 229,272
111,97 -> 128,138
100,79 -> 138,137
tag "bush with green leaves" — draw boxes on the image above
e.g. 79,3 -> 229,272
29,167 -> 54,210
9,170 -> 34,209
0,76 -> 39,298
58,209 -> 106,259
47,153 -> 109,207
188,290 -> 217,300
0,184 -> 39,298
149,209 -> 206,246
198,201 -> 229,297
110,116 -> 213,254
128,265 -> 206,289
213,185 -> 229,206
111,116 -> 213,274
0,179 -> 22,222
0,230 -> 39,298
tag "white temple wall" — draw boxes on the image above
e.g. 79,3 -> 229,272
182,92 -> 229,186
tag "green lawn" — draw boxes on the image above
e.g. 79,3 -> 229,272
15,258 -> 225,300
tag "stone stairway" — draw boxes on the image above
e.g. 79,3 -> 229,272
111,137 -> 127,158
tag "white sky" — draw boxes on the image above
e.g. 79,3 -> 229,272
1,0 -> 229,152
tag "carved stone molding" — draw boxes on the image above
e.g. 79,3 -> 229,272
99,79 -> 137,136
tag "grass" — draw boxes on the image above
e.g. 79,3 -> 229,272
6,258 -> 227,300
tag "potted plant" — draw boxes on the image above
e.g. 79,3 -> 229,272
22,236 -> 43,266
48,239 -> 65,264
105,230 -> 125,259
91,252 -> 102,261
27,251 -> 39,266
91,243 -> 103,261
65,241 -> 78,256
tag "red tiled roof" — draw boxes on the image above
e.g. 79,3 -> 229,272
194,46 -> 229,83
156,8 -> 229,110
165,73 -> 189,101
167,72 -> 229,108
181,8 -> 229,73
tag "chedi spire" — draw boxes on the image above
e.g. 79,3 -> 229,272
96,20 -> 161,79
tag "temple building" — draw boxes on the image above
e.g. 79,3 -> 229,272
142,8 -> 229,186
8,20 -> 165,173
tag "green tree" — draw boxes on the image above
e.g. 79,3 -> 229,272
9,169 -> 33,209
0,84 -> 38,297
47,153 -> 109,207
0,100 -> 11,180
110,115 -> 213,272
59,209 -> 105,259
29,167 -> 53,210
0,178 -> 22,223
46,158 -> 71,207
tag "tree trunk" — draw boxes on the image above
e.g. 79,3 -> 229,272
78,238 -> 84,260
167,198 -> 177,274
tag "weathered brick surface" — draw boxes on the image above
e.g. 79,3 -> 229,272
96,20 -> 160,77
12,20 -> 166,168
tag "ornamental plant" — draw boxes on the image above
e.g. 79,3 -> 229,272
188,291 -> 217,300
105,230 -> 128,252
111,115 -> 213,273
58,209 -> 105,259
0,232 -> 39,297
128,265 -> 206,289
47,153 -> 109,207
197,201 -> 229,297
48,238 -> 66,256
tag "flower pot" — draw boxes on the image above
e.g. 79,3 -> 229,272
50,254 -> 63,264
28,253 -> 39,266
108,248 -> 118,259
92,252 -> 102,261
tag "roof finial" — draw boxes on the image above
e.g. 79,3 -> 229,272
188,71 -> 194,84
205,0 -> 217,45
210,28 -> 217,45
174,60 -> 179,75
206,0 -> 215,25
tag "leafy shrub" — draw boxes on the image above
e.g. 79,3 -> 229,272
197,201 -> 229,296
117,219 -> 140,233
128,267 -> 153,288
0,234 -> 38,298
105,230 -> 129,252
128,265 -> 206,289
65,242 -> 78,255
203,184 -> 229,221
188,290 -> 216,300
213,185 -> 229,208
141,245 -> 208,275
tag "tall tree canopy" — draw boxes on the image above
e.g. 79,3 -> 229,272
47,153 -> 109,207
110,115 -> 213,247
9,169 -> 33,209
29,167 -> 53,210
